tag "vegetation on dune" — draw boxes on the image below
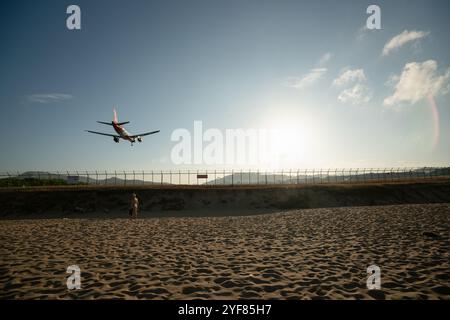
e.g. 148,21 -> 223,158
0,178 -> 86,187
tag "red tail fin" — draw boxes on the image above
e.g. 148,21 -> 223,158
113,108 -> 118,123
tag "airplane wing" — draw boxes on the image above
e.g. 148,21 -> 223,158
129,130 -> 160,138
85,130 -> 120,138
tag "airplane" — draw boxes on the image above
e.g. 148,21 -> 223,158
85,109 -> 160,145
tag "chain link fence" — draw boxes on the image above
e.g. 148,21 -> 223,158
0,167 -> 449,187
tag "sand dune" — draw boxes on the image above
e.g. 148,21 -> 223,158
0,203 -> 449,299
1,180 -> 450,217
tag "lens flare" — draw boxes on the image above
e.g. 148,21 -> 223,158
427,95 -> 440,149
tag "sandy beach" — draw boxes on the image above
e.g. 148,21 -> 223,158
0,203 -> 449,300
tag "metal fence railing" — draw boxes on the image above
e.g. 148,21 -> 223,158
0,167 -> 449,187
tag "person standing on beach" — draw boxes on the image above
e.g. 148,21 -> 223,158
130,193 -> 139,219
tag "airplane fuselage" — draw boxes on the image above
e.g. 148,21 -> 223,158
112,122 -> 135,142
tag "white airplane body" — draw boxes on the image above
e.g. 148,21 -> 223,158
86,109 -> 160,145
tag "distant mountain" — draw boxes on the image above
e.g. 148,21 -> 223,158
13,171 -> 165,185
204,167 -> 450,185
2,167 -> 448,187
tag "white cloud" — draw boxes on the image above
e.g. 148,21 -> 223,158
28,93 -> 73,104
333,69 -> 366,86
337,84 -> 372,105
382,30 -> 430,56
285,68 -> 327,89
333,68 -> 371,105
385,74 -> 400,87
356,25 -> 369,41
318,53 -> 332,66
384,60 -> 450,106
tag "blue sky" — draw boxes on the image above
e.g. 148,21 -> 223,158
0,0 -> 449,171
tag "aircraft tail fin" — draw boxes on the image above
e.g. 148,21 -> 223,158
113,108 -> 118,123
98,109 -> 128,126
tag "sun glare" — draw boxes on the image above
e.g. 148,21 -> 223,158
264,119 -> 315,170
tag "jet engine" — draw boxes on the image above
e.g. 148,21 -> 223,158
137,136 -> 142,142
113,136 -> 120,143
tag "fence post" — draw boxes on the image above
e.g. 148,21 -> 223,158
124,171 -> 127,186
161,171 -> 163,186
231,170 -> 234,186
105,171 -> 107,185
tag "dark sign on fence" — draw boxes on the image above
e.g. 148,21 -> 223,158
197,174 -> 208,179
67,176 -> 79,184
